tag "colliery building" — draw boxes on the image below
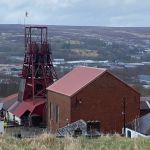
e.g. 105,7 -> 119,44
47,66 -> 140,134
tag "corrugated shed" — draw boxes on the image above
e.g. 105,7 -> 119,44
8,99 -> 45,118
127,113 -> 150,135
47,66 -> 106,96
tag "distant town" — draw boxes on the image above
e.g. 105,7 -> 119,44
0,25 -> 150,97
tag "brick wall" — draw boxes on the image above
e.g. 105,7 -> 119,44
47,91 -> 70,133
71,72 -> 140,133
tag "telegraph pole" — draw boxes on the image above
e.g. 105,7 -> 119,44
122,97 -> 126,134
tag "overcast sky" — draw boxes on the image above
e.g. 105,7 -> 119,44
0,0 -> 150,27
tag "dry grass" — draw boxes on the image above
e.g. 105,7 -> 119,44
0,133 -> 150,150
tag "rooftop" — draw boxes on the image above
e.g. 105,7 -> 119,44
140,97 -> 150,110
140,97 -> 150,101
47,66 -> 106,96
8,99 -> 45,117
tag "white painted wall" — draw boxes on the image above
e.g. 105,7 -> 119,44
125,128 -> 150,138
6,112 -> 21,125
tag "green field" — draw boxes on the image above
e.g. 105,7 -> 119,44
0,134 -> 150,150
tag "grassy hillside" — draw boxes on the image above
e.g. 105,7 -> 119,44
0,134 -> 150,150
1,24 -> 150,63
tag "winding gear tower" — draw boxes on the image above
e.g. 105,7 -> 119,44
22,26 -> 57,100
10,26 -> 57,126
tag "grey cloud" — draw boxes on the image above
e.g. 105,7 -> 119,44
0,0 -> 150,26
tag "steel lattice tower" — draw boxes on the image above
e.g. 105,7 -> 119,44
21,26 -> 57,100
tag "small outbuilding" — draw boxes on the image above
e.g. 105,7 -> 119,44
125,113 -> 150,138
47,66 -> 140,134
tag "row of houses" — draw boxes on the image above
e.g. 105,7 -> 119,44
0,66 -> 150,137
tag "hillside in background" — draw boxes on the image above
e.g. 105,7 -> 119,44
0,24 -> 150,63
0,24 -> 150,97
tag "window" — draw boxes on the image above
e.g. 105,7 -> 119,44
56,104 -> 59,124
127,130 -> 131,138
50,102 -> 53,120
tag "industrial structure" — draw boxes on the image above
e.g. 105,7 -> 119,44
0,25 -> 145,136
47,66 -> 140,134
7,26 -> 57,126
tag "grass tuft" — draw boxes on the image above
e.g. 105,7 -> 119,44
0,134 -> 150,150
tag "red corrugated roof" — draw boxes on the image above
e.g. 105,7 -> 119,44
47,66 -> 106,96
9,99 -> 45,118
